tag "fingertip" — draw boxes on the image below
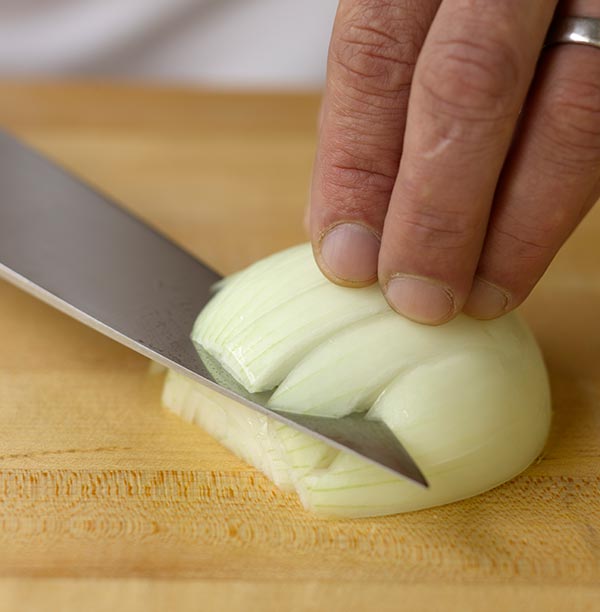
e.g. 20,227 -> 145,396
383,274 -> 457,325
463,277 -> 511,320
303,202 -> 311,236
314,222 -> 380,287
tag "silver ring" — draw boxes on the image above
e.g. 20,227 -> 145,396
545,16 -> 600,49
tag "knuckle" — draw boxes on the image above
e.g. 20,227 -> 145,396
395,203 -> 481,251
419,34 -> 521,121
331,1 -> 424,98
319,151 -> 397,213
483,205 -> 579,298
540,76 -> 600,168
491,216 -> 558,262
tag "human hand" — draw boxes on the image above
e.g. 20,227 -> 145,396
309,0 -> 600,324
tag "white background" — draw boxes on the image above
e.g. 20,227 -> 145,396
0,0 -> 339,88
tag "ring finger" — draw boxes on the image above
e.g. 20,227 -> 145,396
464,2 -> 600,318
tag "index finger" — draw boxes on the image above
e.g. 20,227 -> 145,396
310,0 -> 440,287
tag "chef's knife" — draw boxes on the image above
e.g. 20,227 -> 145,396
0,131 -> 428,487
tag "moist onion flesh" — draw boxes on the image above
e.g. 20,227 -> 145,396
162,243 -> 552,518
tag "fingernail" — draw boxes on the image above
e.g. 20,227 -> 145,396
319,223 -> 380,283
464,277 -> 510,320
385,275 -> 455,324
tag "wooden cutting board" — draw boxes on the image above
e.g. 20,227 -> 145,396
0,82 -> 598,612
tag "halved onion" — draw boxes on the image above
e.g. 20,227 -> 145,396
163,243 -> 551,518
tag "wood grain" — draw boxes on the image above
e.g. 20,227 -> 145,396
0,82 -> 599,611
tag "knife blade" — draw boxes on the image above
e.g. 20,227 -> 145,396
0,131 -> 428,487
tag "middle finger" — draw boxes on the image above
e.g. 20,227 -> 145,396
379,0 -> 557,324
